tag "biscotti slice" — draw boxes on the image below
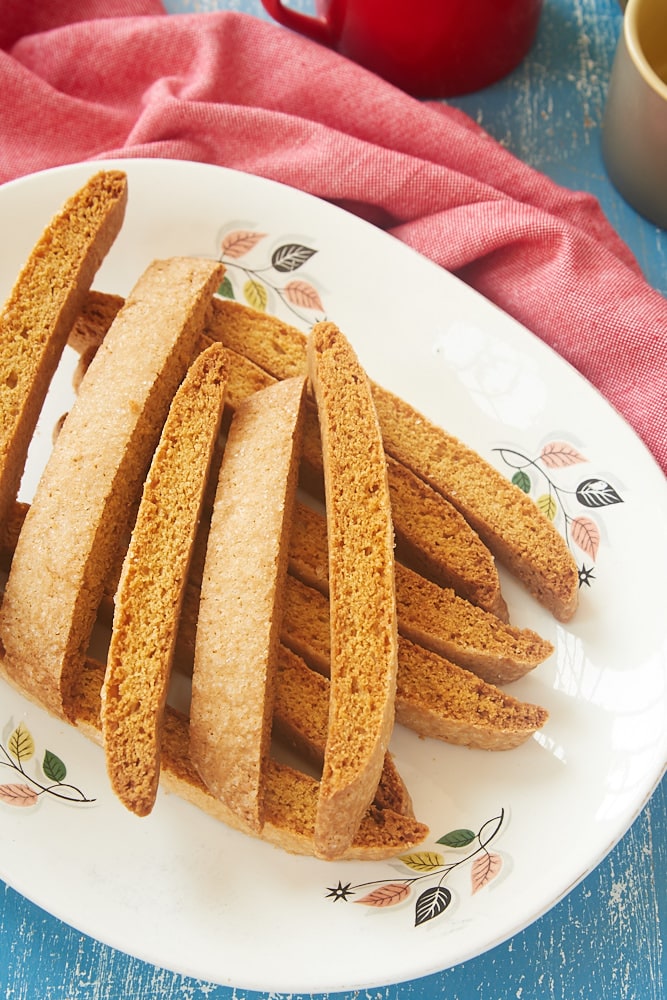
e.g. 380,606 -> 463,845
0,256 -> 224,719
190,375 -> 307,832
307,322 -> 398,859
75,294 -> 504,613
288,502 -> 552,684
0,171 -> 128,532
394,636 -> 548,750
371,385 -> 579,621
204,298 -> 578,621
387,455 -> 507,619
273,643 -> 414,816
101,344 -> 229,817
281,572 -> 548,748
395,563 -> 553,684
72,659 -> 429,859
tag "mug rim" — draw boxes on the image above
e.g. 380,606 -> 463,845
624,0 -> 667,99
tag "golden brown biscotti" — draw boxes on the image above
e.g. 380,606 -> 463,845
72,659 -> 429,859
68,289 -> 124,354
72,293 -> 506,614
101,344 -> 229,817
0,500 -> 27,572
387,455 -> 507,619
307,322 -> 398,859
0,171 -> 128,532
190,376 -> 307,832
288,502 -> 552,684
371,386 -> 579,621
0,257 -> 224,720
281,573 -> 548,749
204,296 -> 578,622
395,563 -> 552,685
273,643 -> 414,816
394,636 -> 548,750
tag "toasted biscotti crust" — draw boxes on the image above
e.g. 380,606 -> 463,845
190,376 -> 307,832
0,257 -> 224,720
307,323 -> 399,859
72,293 -> 506,616
0,171 -> 127,535
71,659 -> 429,860
287,501 -> 552,684
273,643 -> 415,816
101,344 -> 229,817
202,297 -> 578,622
281,571 -> 548,750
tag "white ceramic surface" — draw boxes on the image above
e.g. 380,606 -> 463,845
0,159 -> 665,993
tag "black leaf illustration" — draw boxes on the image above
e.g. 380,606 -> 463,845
575,478 -> 623,509
415,885 -> 452,926
271,243 -> 318,273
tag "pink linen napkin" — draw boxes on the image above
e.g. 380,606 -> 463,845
1,0 -> 665,473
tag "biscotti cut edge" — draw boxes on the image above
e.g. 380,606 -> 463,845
101,343 -> 229,817
307,322 -> 399,859
72,659 -> 429,860
0,256 -> 224,720
0,170 -> 128,534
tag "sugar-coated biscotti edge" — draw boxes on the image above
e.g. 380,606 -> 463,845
190,375 -> 307,833
0,257 -> 224,720
101,343 -> 230,817
73,659 -> 429,860
205,296 -> 577,622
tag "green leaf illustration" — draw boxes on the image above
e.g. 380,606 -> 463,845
217,275 -> 235,300
437,828 -> 476,848
8,723 -> 35,764
43,750 -> 67,783
512,469 -> 531,494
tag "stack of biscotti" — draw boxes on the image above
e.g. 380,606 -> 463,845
68,292 -> 561,745
0,171 -> 581,864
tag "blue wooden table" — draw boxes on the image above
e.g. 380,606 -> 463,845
1,1 -> 665,997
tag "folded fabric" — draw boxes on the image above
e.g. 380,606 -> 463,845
1,0 -> 665,473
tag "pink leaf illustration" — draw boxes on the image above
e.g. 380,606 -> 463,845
570,516 -> 600,560
355,882 -> 411,908
471,851 -> 502,893
284,279 -> 324,311
0,783 -> 39,807
220,230 -> 267,259
540,442 -> 587,468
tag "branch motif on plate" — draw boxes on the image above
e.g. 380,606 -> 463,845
495,441 -> 624,587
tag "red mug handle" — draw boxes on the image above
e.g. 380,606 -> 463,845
260,1 -> 335,48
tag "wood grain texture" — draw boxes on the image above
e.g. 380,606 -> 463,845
2,1 -> 665,998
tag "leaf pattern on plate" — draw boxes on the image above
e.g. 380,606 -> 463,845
217,227 -> 325,327
1,719 -> 95,808
0,783 -> 38,807
220,229 -> 267,259
325,810 -> 505,929
495,440 -> 625,587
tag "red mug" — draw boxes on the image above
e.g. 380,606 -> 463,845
260,0 -> 543,97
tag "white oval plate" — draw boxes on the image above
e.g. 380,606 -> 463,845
0,159 -> 665,994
